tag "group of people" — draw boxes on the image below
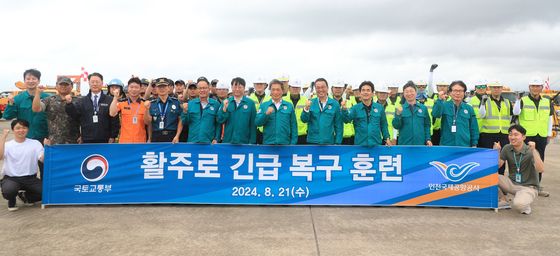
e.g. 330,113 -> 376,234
1,69 -> 555,214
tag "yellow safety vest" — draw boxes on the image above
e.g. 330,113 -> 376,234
250,93 -> 271,132
336,96 -> 357,138
384,99 -> 400,139
480,98 -> 511,134
283,93 -> 308,136
519,96 -> 550,136
421,98 -> 435,135
468,96 -> 484,131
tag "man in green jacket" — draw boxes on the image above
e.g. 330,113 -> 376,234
342,81 -> 391,146
217,77 -> 257,144
255,80 -> 298,145
4,69 -> 49,142
181,77 -> 221,143
4,69 -> 50,179
432,80 -> 479,147
393,81 -> 432,146
301,78 -> 343,144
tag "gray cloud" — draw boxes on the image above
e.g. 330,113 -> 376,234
203,0 -> 560,39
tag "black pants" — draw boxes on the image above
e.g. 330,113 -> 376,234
432,129 -> 441,145
152,130 -> 177,142
256,130 -> 264,145
1,175 -> 42,207
342,137 -> 354,145
179,126 -> 189,142
479,132 -> 509,174
525,135 -> 548,182
297,135 -> 307,145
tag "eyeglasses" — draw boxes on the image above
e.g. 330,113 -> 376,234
475,85 -> 487,89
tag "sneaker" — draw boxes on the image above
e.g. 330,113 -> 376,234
521,208 -> 532,215
538,187 -> 550,197
498,201 -> 511,210
17,190 -> 34,206
7,206 -> 19,212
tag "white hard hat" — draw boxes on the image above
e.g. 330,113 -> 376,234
290,80 -> 302,87
529,77 -> 544,86
278,74 -> 289,82
253,77 -> 267,84
436,81 -> 449,87
216,82 -> 229,90
332,81 -> 345,88
376,86 -> 390,93
487,81 -> 503,87
415,80 -> 427,86
302,82 -> 310,89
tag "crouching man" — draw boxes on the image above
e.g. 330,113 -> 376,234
1,120 -> 44,211
494,124 -> 543,214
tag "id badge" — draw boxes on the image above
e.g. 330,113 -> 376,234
451,125 -> 457,133
515,173 -> 522,183
132,116 -> 138,124
93,115 -> 99,123
159,121 -> 165,129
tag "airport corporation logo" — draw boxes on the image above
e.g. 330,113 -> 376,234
81,154 -> 109,182
429,161 -> 479,182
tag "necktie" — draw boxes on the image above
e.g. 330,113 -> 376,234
93,95 -> 99,113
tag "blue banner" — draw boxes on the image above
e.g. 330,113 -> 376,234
43,144 -> 499,208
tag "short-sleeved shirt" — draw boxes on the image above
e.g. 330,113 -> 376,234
500,144 -> 539,187
2,138 -> 44,177
41,95 -> 80,144
149,97 -> 182,131
116,98 -> 147,143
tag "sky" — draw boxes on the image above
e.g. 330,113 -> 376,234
1,0 -> 559,92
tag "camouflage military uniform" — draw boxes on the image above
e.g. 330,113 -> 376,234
41,95 -> 80,144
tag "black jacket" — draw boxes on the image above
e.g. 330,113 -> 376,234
65,92 -> 120,142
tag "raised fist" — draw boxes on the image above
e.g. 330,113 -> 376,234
64,94 -> 73,104
266,106 -> 275,115
395,106 -> 403,115
222,99 -> 229,112
304,100 -> 311,111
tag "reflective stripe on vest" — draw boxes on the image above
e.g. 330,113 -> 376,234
385,103 -> 396,138
250,93 -> 271,133
342,96 -> 357,138
480,98 -> 511,133
519,96 -> 550,136
283,94 -> 308,136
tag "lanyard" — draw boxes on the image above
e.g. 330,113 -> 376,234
452,103 -> 460,125
158,100 -> 169,121
128,98 -> 141,117
513,151 -> 523,173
